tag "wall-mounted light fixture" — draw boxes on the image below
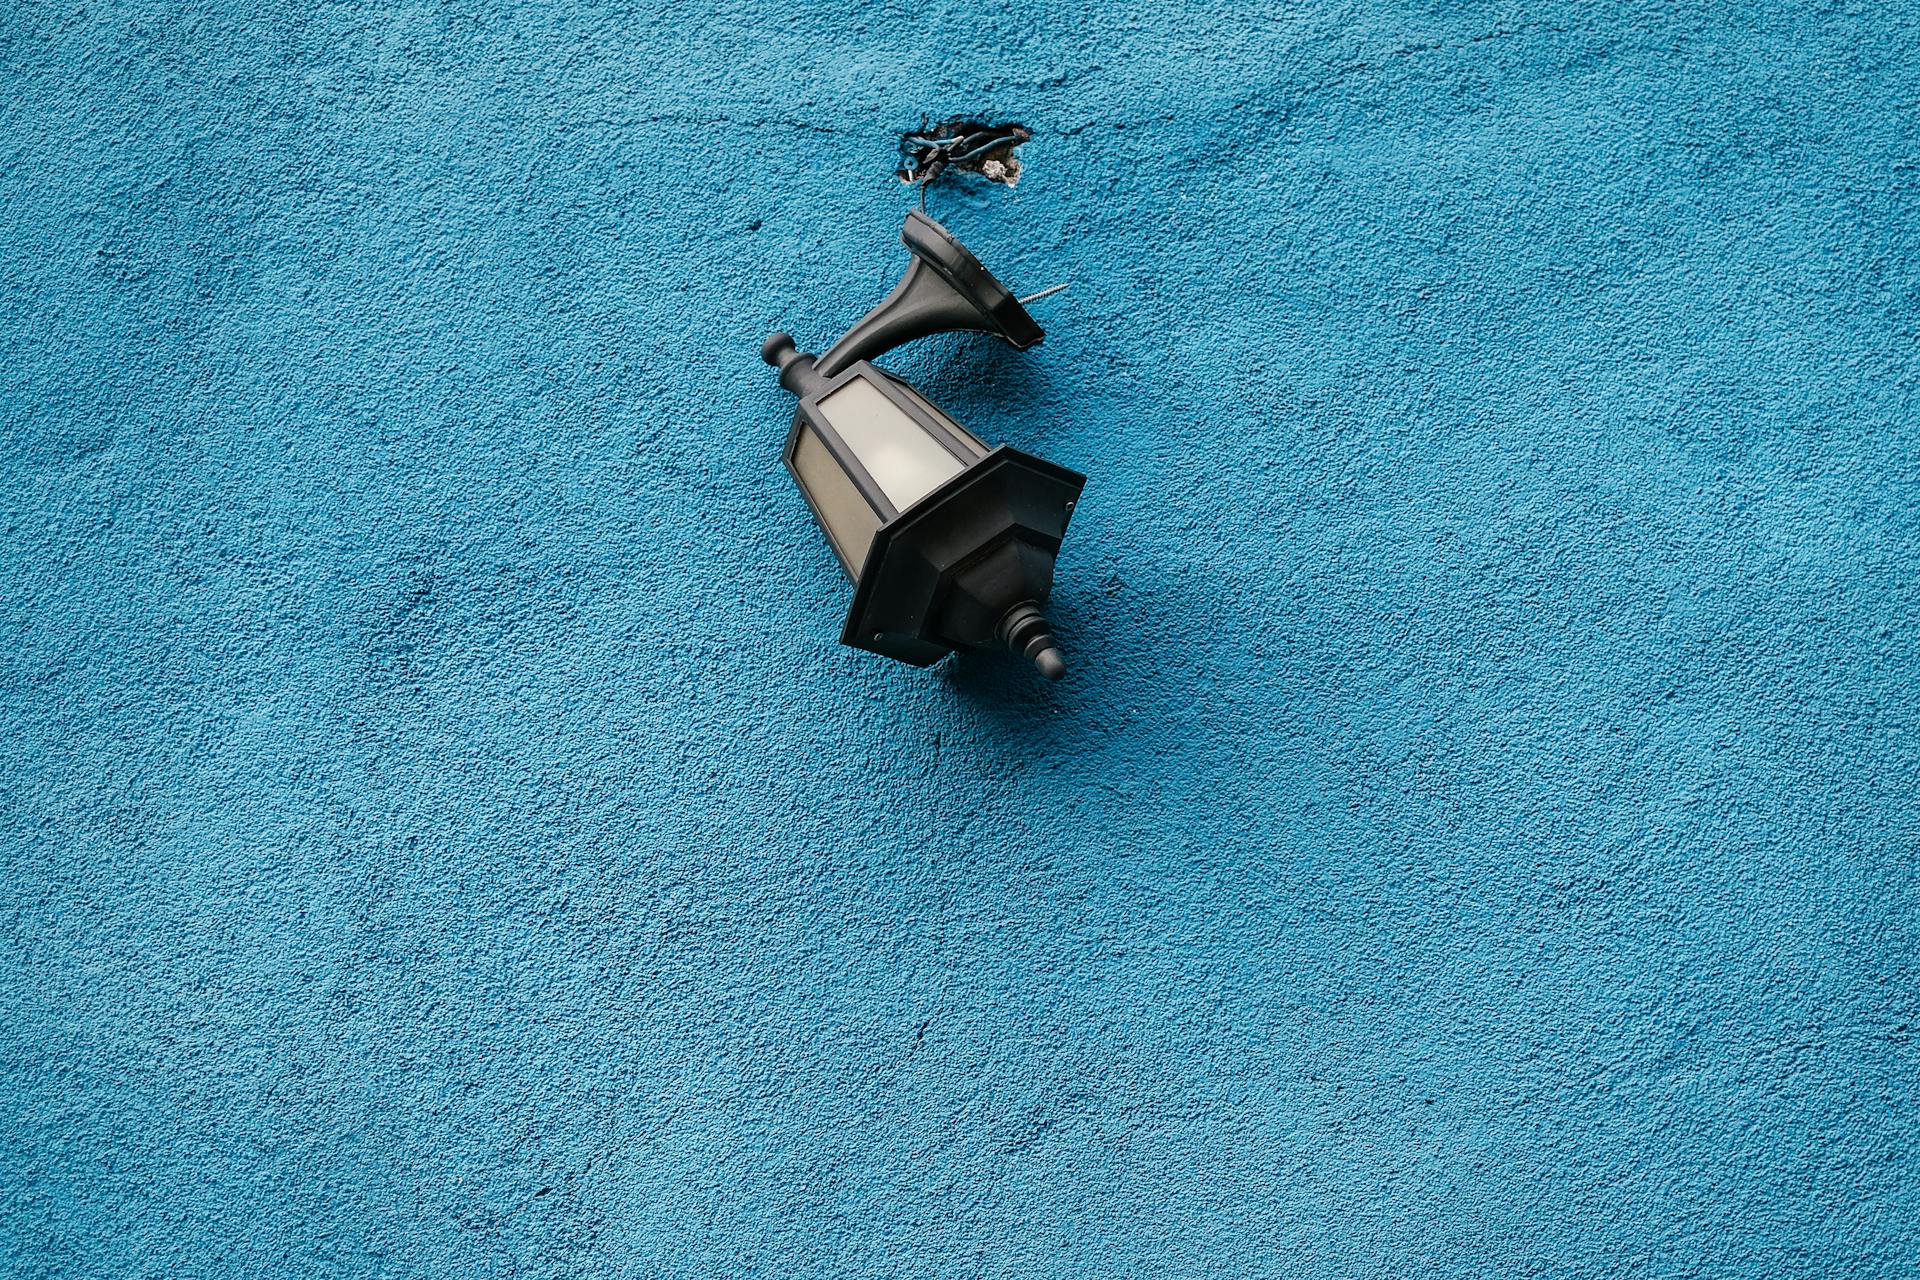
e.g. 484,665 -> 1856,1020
762,211 -> 1085,680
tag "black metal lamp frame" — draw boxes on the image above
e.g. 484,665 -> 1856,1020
762,212 -> 1085,679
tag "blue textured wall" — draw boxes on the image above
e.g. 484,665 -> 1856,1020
5,0 -> 1918,1274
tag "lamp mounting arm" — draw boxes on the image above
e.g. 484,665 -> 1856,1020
812,211 -> 1044,379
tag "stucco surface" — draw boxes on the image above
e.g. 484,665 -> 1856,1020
4,0 -> 1919,1275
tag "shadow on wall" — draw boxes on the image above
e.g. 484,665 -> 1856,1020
937,522 -> 1234,758
875,309 -> 1247,755
887,329 -> 1059,447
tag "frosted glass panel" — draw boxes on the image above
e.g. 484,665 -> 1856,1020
791,424 -> 880,580
892,379 -> 990,458
815,376 -> 965,512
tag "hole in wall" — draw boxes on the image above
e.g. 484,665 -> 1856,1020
898,119 -> 1032,187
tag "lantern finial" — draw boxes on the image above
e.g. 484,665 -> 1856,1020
997,601 -> 1067,681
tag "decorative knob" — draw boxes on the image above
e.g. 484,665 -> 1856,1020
760,332 -> 821,395
997,601 -> 1067,681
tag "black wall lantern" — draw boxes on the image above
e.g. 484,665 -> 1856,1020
761,211 -> 1086,680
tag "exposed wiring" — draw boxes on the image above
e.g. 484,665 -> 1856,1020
898,120 -> 1032,188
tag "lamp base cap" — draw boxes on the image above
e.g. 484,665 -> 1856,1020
840,446 -> 1085,673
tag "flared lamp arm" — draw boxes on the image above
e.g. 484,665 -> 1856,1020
812,211 -> 1044,378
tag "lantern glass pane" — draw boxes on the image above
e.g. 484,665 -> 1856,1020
791,423 -> 881,579
892,379 -> 990,458
815,375 -> 965,512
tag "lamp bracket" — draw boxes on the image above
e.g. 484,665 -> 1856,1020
813,211 -> 1043,378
